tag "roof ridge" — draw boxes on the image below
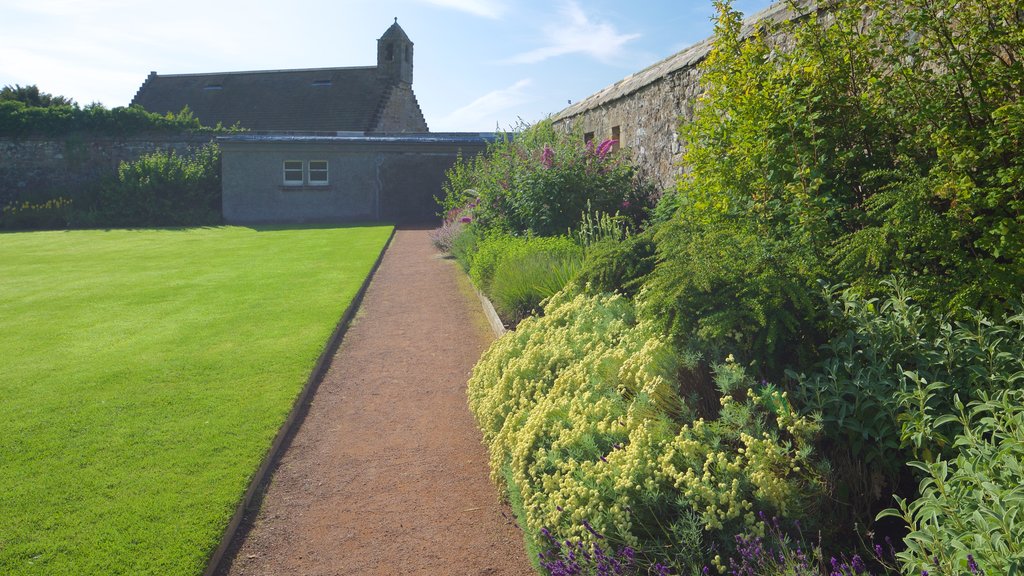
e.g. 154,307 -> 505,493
151,66 -> 377,79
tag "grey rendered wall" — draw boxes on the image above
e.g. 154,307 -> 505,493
220,140 -> 486,225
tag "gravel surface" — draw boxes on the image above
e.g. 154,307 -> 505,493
218,228 -> 534,576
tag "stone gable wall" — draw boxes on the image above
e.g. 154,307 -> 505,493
373,84 -> 429,133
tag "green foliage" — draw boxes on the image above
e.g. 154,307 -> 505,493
1,84 -> 76,107
468,291 -> 825,572
638,217 -> 822,378
450,222 -> 480,273
879,390 -> 1024,575
0,197 -> 73,230
796,283 -> 1024,477
573,232 -> 658,299
675,0 -> 1024,318
0,99 -> 236,137
440,119 -> 654,237
488,248 -> 581,323
465,233 -> 582,324
88,143 -> 222,227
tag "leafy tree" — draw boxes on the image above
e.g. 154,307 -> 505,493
0,84 -> 76,107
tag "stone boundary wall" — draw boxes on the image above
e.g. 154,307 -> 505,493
0,134 -> 216,205
550,1 -> 810,192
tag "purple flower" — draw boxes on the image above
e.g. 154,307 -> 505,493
851,554 -> 866,574
596,139 -> 617,159
541,144 -> 555,168
459,216 -> 472,223
968,555 -> 982,574
581,519 -> 605,539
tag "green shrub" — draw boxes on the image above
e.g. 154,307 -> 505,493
795,283 -> 1024,475
468,290 -> 825,572
638,217 -> 822,378
0,100 -> 225,137
488,248 -> 581,323
440,120 -> 654,237
89,143 -> 222,227
466,233 -> 582,323
674,0 -> 1024,316
450,222 -> 480,273
573,232 -> 657,299
0,196 -> 73,230
880,389 -> 1024,576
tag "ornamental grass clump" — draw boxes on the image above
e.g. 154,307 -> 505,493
468,290 -> 826,571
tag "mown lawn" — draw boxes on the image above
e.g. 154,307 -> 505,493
0,225 -> 392,575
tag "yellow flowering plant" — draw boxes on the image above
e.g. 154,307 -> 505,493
468,290 -> 826,569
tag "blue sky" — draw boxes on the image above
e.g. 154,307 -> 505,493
0,0 -> 774,132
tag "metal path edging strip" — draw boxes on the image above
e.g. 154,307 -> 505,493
202,226 -> 397,576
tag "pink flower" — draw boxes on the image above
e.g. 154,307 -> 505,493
541,144 -> 555,169
596,139 -> 617,159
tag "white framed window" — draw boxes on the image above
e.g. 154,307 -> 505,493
283,160 -> 304,186
308,160 -> 329,185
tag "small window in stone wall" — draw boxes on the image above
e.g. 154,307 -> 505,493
308,160 -> 329,185
584,132 -> 595,144
611,126 -> 621,152
283,160 -> 304,186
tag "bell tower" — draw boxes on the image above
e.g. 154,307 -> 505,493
377,18 -> 414,85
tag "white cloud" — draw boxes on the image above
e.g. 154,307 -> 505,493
432,78 -> 534,132
504,0 -> 641,64
417,0 -> 506,19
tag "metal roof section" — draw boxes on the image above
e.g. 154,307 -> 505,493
216,132 -> 501,144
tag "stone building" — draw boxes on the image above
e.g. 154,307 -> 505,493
550,1 -> 802,192
126,19 -> 490,225
218,133 -> 493,224
131,19 -> 428,133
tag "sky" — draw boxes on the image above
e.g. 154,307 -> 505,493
0,0 -> 774,132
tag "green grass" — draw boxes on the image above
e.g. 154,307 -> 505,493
0,225 -> 393,575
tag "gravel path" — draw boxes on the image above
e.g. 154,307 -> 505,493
218,228 -> 533,576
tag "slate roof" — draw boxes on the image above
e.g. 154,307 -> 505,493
380,20 -> 411,42
131,66 -> 395,132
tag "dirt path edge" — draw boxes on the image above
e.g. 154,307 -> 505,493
201,227 -> 397,576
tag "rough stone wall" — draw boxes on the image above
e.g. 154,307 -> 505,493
554,66 -> 704,192
0,134 -> 214,205
551,1 -> 805,193
373,84 -> 429,133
